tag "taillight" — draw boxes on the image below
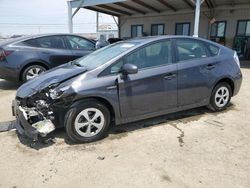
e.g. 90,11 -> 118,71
0,49 -> 13,61
233,51 -> 240,68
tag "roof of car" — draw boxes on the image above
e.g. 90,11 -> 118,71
126,35 -> 204,43
124,35 -> 225,49
0,33 -> 93,46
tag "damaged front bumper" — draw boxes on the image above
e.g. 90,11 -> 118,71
12,100 -> 55,141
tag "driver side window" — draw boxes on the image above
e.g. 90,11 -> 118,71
100,40 -> 172,77
66,36 -> 95,50
124,40 -> 172,70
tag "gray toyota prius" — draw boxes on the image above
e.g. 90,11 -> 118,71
12,36 -> 242,143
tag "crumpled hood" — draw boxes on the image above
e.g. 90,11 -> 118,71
16,63 -> 87,98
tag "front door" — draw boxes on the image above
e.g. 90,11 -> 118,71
65,35 -> 95,59
118,40 -> 177,118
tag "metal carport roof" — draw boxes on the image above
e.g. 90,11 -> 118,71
67,0 -> 250,36
69,0 -> 250,16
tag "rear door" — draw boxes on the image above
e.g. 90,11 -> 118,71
175,38 -> 218,106
26,35 -> 74,67
65,35 -> 95,59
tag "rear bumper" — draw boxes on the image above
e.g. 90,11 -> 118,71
0,62 -> 20,81
233,71 -> 243,96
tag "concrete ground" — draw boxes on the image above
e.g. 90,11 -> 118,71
0,63 -> 250,188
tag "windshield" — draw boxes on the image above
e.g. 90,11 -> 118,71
73,42 -> 140,69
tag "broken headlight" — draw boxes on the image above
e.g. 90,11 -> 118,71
49,85 -> 70,100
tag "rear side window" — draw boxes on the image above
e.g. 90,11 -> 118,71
207,44 -> 220,56
176,39 -> 208,61
24,36 -> 67,49
23,39 -> 37,47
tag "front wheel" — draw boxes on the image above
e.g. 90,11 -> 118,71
65,100 -> 111,143
208,82 -> 232,112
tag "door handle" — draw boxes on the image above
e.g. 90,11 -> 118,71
206,64 -> 215,70
106,85 -> 117,90
164,73 -> 176,80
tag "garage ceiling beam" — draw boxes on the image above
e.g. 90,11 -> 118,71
210,0 -> 217,7
72,0 -> 85,18
84,6 -> 120,17
156,0 -> 177,12
131,0 -> 161,13
205,0 -> 211,8
183,0 -> 195,10
205,0 -> 214,8
114,2 -> 146,14
96,4 -> 132,15
70,0 -> 127,8
230,0 -> 235,6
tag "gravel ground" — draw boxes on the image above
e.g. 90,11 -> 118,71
0,63 -> 249,188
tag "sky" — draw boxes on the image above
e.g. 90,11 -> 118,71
0,0 -> 116,36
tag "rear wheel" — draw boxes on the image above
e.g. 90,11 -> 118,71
208,82 -> 232,112
22,65 -> 47,82
65,100 -> 110,143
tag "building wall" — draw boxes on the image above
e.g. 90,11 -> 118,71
98,30 -> 118,40
119,8 -> 250,48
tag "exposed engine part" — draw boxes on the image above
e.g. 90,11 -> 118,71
36,100 -> 49,109
19,106 -> 39,118
32,120 -> 55,137
18,104 -> 55,137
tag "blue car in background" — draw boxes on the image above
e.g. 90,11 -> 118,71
0,34 -> 95,82
12,36 -> 242,143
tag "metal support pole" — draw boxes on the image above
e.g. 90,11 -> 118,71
118,16 -> 121,38
96,12 -> 99,33
67,1 -> 73,33
193,0 -> 201,37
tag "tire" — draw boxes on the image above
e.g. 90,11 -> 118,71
65,100 -> 111,143
208,82 -> 232,112
21,64 -> 47,82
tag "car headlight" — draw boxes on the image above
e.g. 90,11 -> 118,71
49,86 -> 70,100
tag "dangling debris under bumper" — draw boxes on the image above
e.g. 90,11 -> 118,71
12,100 -> 55,141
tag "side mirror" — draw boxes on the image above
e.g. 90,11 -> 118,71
121,64 -> 138,75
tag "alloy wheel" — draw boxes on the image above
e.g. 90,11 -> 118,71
26,67 -> 45,80
215,86 -> 230,108
74,108 -> 105,137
